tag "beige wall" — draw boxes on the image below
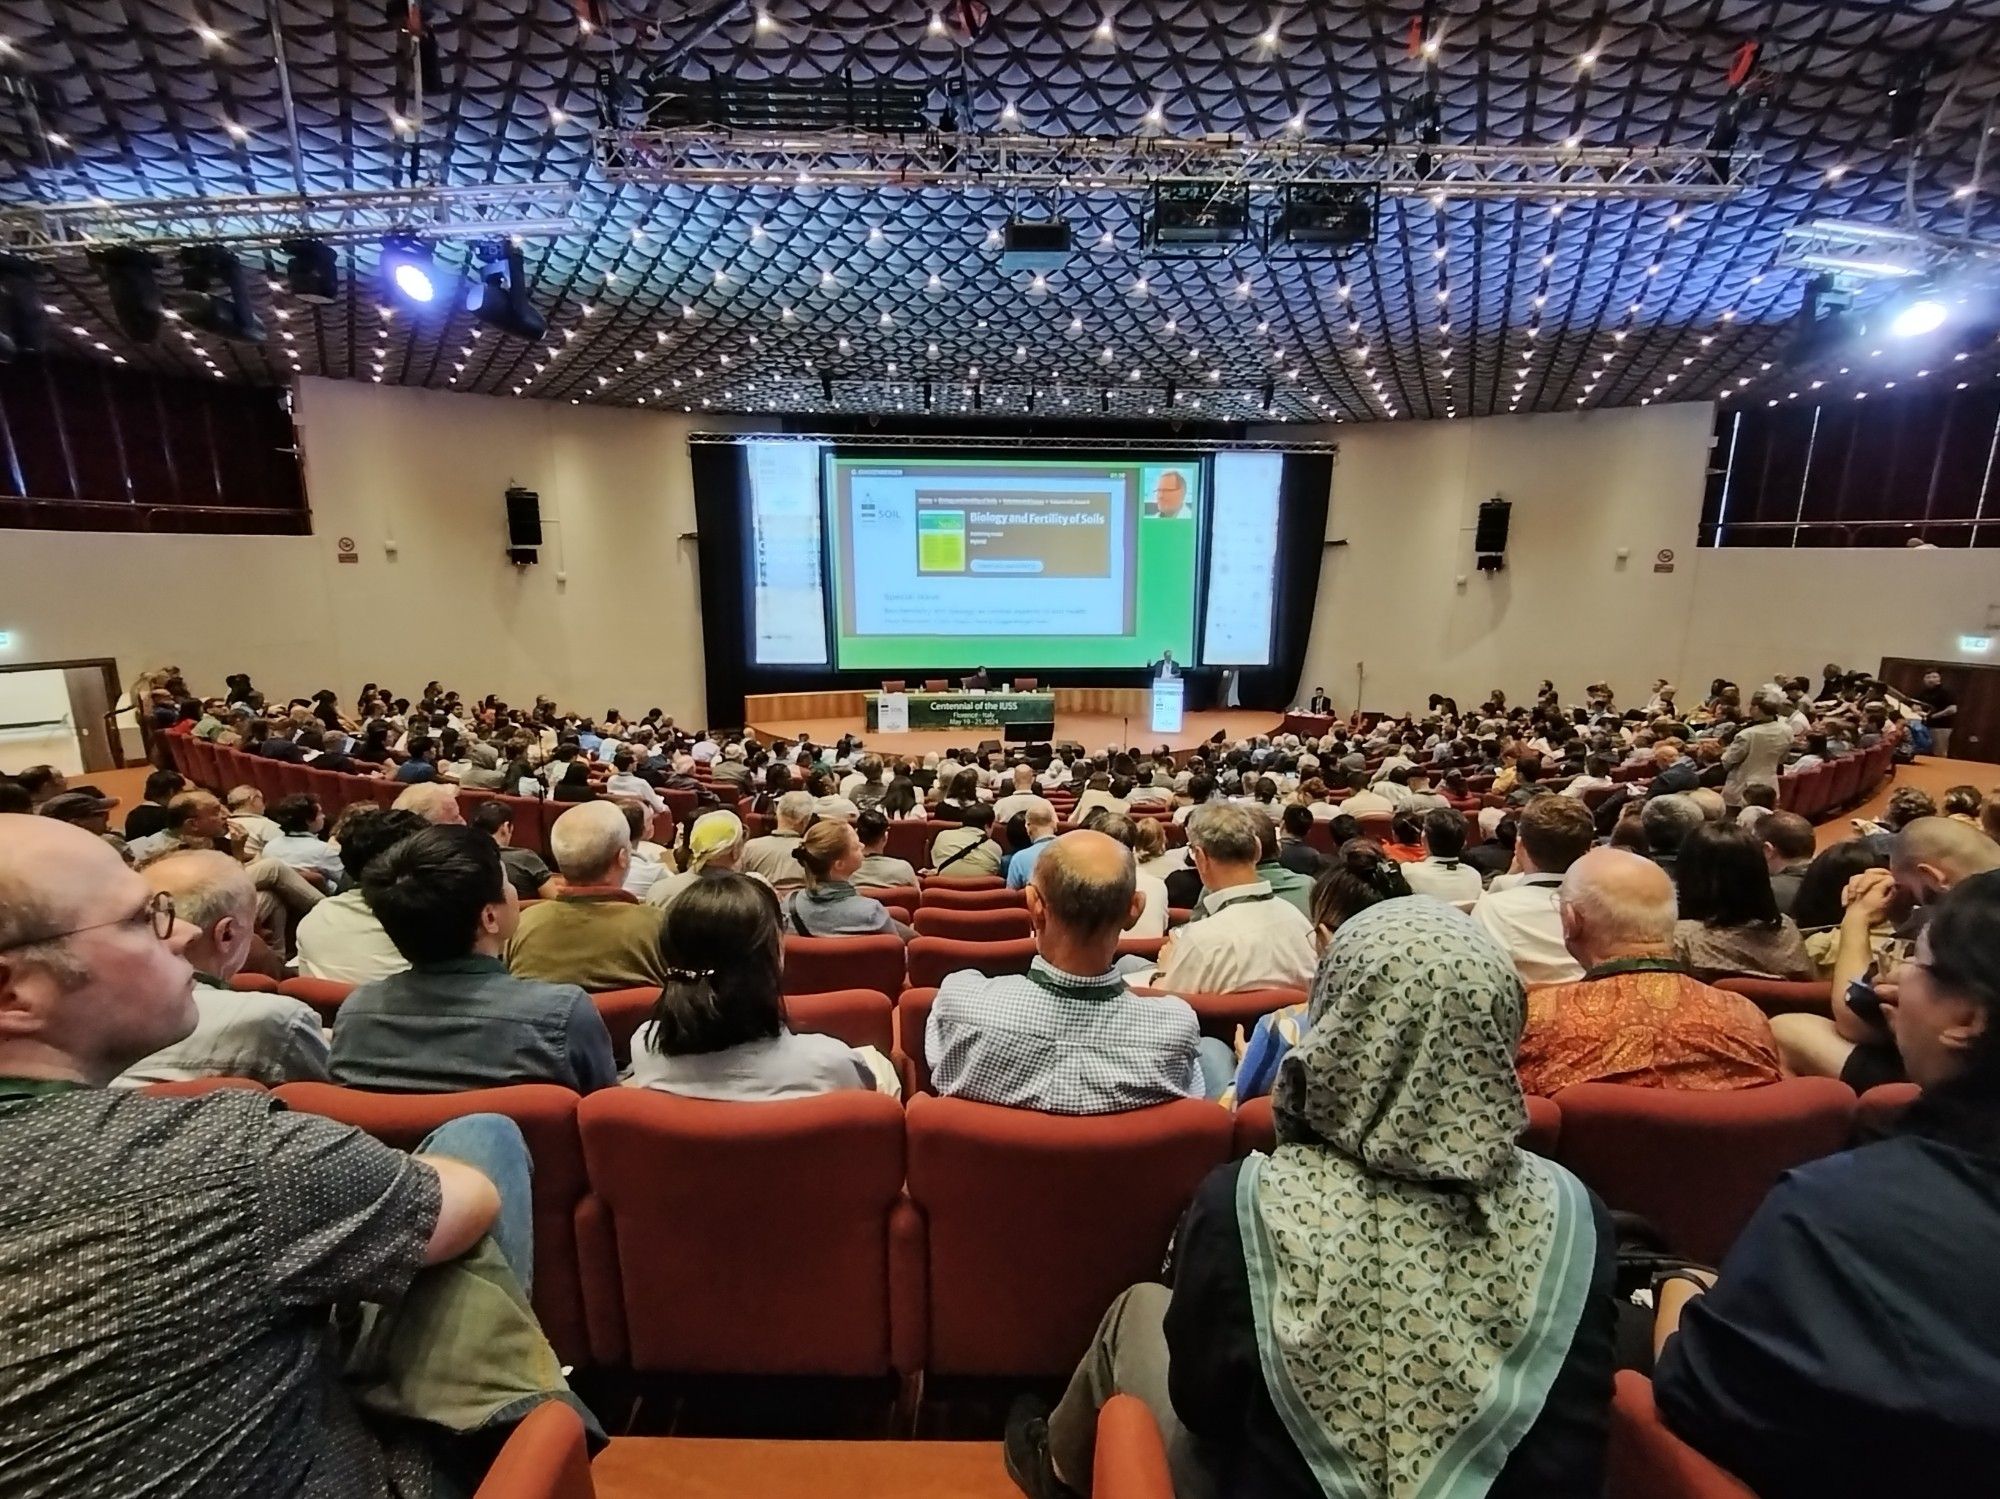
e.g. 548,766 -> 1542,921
0,378 -> 713,720
1292,402 -> 2000,716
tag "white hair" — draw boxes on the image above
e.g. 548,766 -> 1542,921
776,790 -> 817,830
1559,854 -> 1678,947
549,800 -> 631,882
392,782 -> 459,823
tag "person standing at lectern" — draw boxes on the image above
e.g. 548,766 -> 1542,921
1150,649 -> 1182,683
962,666 -> 991,692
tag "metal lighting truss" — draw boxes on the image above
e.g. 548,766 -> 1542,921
0,182 -> 579,255
1777,217 -> 2000,282
597,128 -> 1758,201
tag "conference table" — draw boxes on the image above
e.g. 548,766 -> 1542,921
865,690 -> 1057,731
1281,711 -> 1338,737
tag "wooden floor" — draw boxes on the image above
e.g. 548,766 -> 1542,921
593,1437 -> 1016,1499
1815,752 -> 1997,850
744,708 -> 1283,760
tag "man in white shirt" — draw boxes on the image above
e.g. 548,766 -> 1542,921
690,734 -> 720,764
1337,770 -> 1397,820
1152,804 -> 1317,994
294,807 -> 425,984
993,763 -> 1054,825
116,851 -> 330,1088
225,786 -> 283,860
1563,754 -> 1617,800
1470,794 -> 1594,986
606,752 -> 666,813
1398,807 -> 1486,905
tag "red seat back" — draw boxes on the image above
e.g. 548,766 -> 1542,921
277,975 -> 354,1024
920,874 -> 1005,891
783,934 -> 906,997
912,906 -> 1034,942
907,935 -> 1036,989
574,1089 -> 916,1376
905,1094 -> 1231,1376
882,821 -> 934,869
470,1401 -> 596,1499
896,987 -> 938,1094
787,988 -> 896,1054
1825,754 -> 1863,811
1712,975 -> 1830,1016
1553,1078 -> 1856,1263
1232,1092 -> 1560,1159
1170,987 -> 1304,1043
1094,1395 -> 1175,1499
590,987 -> 657,1067
1607,1371 -> 1757,1499
920,886 -> 1028,910
1854,1080 -> 1921,1141
274,1082 -> 590,1366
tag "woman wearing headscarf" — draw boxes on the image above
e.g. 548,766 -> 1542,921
1011,899 -> 1617,1499
646,809 -> 756,912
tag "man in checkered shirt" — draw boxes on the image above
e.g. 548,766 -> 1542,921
926,829 -> 1230,1114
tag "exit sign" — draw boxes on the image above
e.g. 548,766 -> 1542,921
1960,635 -> 1993,656
0,631 -> 13,650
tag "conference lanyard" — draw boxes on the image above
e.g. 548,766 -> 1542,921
1024,968 -> 1129,1004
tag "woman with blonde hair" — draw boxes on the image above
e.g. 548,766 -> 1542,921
783,820 -> 913,941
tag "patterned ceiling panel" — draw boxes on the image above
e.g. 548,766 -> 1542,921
0,0 -> 1994,423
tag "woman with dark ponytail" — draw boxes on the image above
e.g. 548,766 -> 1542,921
628,873 -> 896,1098
1652,869 -> 2000,1496
1230,840 -> 1413,1103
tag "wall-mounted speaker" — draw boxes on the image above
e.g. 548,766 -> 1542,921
506,486 -> 541,564
1475,497 -> 1511,573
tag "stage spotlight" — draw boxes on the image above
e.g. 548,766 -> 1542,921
179,245 -> 265,342
283,238 -> 339,303
0,254 -> 48,360
380,236 -> 438,305
92,246 -> 166,343
1885,51 -> 1934,143
1888,294 -> 1947,339
820,369 -> 835,403
463,239 -> 545,342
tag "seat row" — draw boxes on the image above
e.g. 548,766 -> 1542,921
150,1070 -> 1905,1384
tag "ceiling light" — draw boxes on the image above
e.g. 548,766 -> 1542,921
1578,48 -> 1598,68
1094,16 -> 1114,41
1889,295 -> 1947,338
927,12 -> 947,36
380,236 -> 437,305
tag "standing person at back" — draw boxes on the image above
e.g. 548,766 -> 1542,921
506,801 -> 670,990
1472,795 -> 1597,985
1153,803 -> 1318,994
928,829 -> 1226,1112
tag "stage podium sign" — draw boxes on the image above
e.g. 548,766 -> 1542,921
875,692 -> 910,734
1149,678 -> 1185,735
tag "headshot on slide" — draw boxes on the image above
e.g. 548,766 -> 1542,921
1143,465 -> 1194,519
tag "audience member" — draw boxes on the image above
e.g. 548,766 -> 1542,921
122,768 -> 185,841
1472,796 -> 1595,985
992,763 -> 1053,825
1154,804 -> 1318,993
647,809 -> 752,913
259,793 -> 346,889
114,851 -> 331,1088
467,799 -> 555,900
1517,849 -> 1780,1094
1759,811 -> 1818,914
928,830 -> 1219,1112
741,790 -> 814,893
1789,840 -> 1894,979
331,825 -> 616,1093
1398,807 -> 1485,903
293,807 -> 427,983
506,802 -> 670,990
1464,813 -> 1518,882
1653,870 -> 2000,1498
1671,823 -> 1815,981
852,809 -> 919,891
1095,812 -> 1171,938
1014,899 -> 1616,1499
1004,802 -> 1062,889
1639,793 -> 1706,880
629,874 -> 895,1098
1275,804 -> 1329,878
1722,686 -> 1795,803
782,820 -> 913,940
0,813 -> 559,1495
391,780 -> 464,825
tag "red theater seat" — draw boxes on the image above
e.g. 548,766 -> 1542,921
277,975 -> 353,1024
904,1095 -> 1231,1377
1163,987 -> 1304,1043
896,987 -> 939,1095
1854,1080 -> 1921,1140
274,1082 -> 591,1366
921,875 -> 1006,891
787,988 -> 896,1054
1232,1091 -> 1559,1159
907,935 -> 1037,989
913,906 -> 1034,941
1712,975 -> 1831,1016
591,987 -> 657,1067
860,883 -> 922,913
574,1088 -> 917,1377
784,934 -> 906,997
471,1401 -> 596,1499
1094,1395 -> 1175,1499
1552,1078 -> 1856,1264
919,886 -> 1028,910
1607,1371 -> 1757,1499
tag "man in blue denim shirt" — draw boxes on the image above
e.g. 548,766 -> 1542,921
331,825 -> 617,1093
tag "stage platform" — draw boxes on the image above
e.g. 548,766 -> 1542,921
744,701 -> 1283,759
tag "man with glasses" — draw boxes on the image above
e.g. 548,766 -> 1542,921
0,813 -> 549,1496
113,850 -> 331,1089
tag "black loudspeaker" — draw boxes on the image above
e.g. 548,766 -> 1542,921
1475,497 -> 1511,572
1004,720 -> 1055,744
506,486 -> 541,564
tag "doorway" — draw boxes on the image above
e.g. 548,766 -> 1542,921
0,659 -> 125,777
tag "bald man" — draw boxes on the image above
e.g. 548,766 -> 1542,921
114,850 -> 329,1088
1773,818 -> 2000,1086
1515,847 -> 1780,1095
0,814 -> 549,1495
392,780 -> 465,826
927,829 -> 1223,1113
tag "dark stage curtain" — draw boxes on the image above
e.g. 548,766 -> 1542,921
689,442 -> 753,728
1233,452 -> 1333,711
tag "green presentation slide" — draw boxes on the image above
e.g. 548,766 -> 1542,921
825,453 -> 1201,670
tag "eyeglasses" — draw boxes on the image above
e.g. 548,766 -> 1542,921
0,890 -> 176,954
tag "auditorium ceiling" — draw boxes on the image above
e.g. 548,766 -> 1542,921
0,0 -> 1996,424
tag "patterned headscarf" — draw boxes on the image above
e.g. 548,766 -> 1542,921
1237,898 -> 1595,1499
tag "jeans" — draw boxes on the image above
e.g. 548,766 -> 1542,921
1046,1283 -> 1216,1498
1194,1036 -> 1235,1102
416,1114 -> 535,1293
